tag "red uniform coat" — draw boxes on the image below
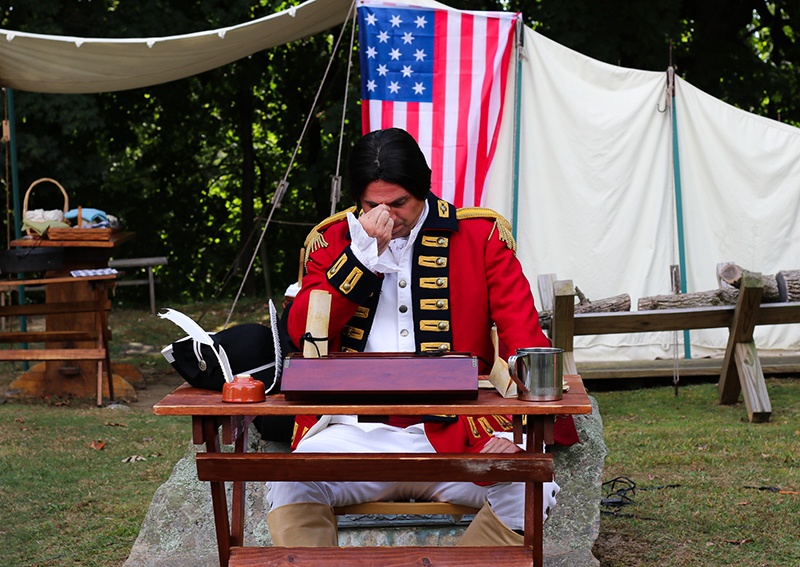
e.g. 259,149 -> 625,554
287,194 -> 579,450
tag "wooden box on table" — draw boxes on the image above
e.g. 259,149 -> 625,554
280,351 -> 479,401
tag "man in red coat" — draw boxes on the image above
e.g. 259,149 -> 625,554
267,128 -> 577,546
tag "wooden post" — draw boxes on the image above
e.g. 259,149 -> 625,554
551,280 -> 577,375
671,264 -> 682,294
146,266 -> 156,314
298,247 -> 306,286
303,290 -> 331,358
735,342 -> 772,423
718,272 -> 771,422
537,273 -> 557,312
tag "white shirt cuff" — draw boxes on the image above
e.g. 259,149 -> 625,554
346,212 -> 381,272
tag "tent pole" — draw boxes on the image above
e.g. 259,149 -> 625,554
510,17 -> 523,240
7,88 -> 22,242
670,70 -> 691,359
6,88 -> 28,343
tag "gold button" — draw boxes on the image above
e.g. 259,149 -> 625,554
342,283 -> 351,291
437,237 -> 446,246
437,321 -> 447,330
399,305 -> 408,313
436,257 -> 445,266
399,280 -> 407,288
436,299 -> 445,309
436,278 -> 444,287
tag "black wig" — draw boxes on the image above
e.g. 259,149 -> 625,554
347,128 -> 432,203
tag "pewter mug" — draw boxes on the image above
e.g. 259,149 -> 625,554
508,347 -> 563,401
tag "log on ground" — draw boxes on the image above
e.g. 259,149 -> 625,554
538,291 -> 631,329
638,288 -> 739,310
777,269 -> 800,302
717,263 -> 780,302
574,288 -> 631,313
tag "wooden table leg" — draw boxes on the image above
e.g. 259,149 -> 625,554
230,421 -> 248,547
202,416 -> 232,567
513,415 -> 523,445
94,282 -> 114,404
526,416 -> 547,567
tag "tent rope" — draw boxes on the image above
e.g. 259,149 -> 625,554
223,0 -> 358,329
330,6 -> 358,216
2,90 -> 10,249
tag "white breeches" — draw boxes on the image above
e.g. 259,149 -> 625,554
266,420 -> 560,531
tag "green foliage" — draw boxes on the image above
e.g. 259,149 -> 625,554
3,0 -> 361,304
517,0 -> 800,124
1,1 -> 798,305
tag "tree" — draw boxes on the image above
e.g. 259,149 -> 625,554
2,0 -> 797,307
517,0 -> 800,124
2,0 -> 361,303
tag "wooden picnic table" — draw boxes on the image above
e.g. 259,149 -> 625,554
153,374 -> 592,567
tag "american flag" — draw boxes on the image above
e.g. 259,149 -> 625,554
357,3 -> 519,207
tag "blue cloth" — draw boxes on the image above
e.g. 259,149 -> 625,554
65,208 -> 107,223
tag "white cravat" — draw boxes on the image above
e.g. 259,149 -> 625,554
346,201 -> 429,352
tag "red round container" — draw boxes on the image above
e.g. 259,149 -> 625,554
221,375 -> 266,403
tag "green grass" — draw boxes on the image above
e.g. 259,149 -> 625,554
1,300 -> 799,566
591,378 -> 800,567
0,402 -> 189,567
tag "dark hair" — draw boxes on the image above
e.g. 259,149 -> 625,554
347,128 -> 432,202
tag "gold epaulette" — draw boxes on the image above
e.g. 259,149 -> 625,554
456,207 -> 516,252
303,207 -> 357,267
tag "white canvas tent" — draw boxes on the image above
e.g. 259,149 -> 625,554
499,29 -> 800,361
0,0 -> 355,93
2,0 -> 799,361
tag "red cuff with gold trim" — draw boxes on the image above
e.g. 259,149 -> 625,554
325,246 -> 382,304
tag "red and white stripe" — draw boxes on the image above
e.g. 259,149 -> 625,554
361,8 -> 517,208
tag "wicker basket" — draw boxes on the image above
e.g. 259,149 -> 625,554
22,178 -> 69,236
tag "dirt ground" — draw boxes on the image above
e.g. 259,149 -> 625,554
0,341 -> 186,411
112,340 -> 187,410
126,364 -> 186,410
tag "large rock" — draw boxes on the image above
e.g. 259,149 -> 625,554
543,397 -> 606,566
123,436 -> 277,567
125,398 -> 606,566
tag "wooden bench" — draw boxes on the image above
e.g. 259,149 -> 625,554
549,275 -> 800,422
196,452 -> 553,567
109,256 -> 167,314
0,274 -> 116,406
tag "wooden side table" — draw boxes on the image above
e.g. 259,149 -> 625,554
0,274 -> 116,405
5,233 -> 135,402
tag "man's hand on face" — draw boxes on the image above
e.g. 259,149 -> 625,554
359,203 -> 393,255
